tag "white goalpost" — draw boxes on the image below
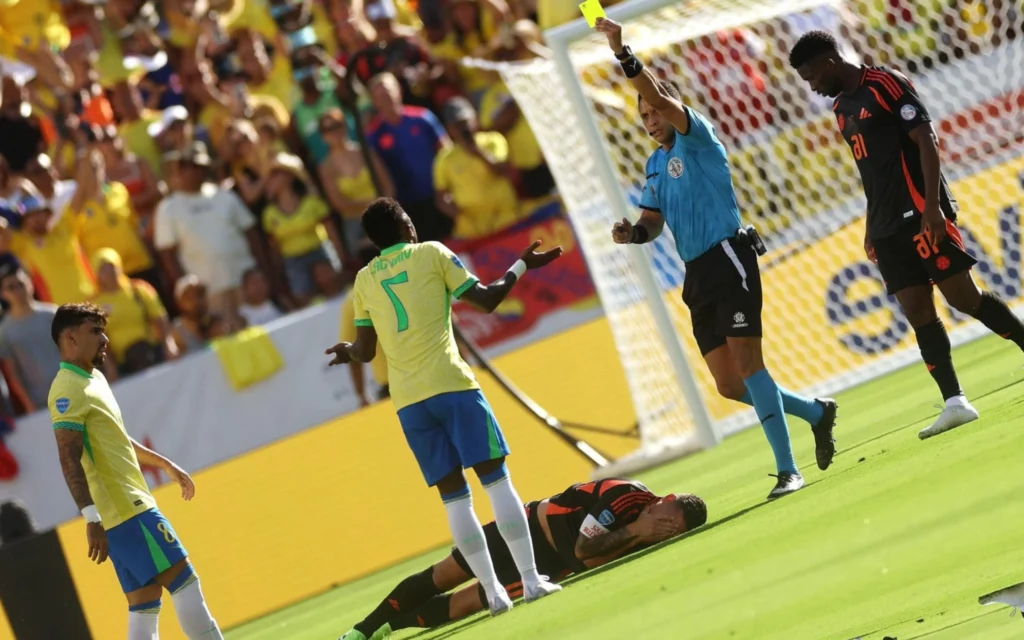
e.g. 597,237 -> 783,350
489,0 -> 1024,476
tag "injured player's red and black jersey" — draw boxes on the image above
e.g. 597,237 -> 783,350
543,478 -> 659,572
832,66 -> 959,241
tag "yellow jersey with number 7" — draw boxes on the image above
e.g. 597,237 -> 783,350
351,241 -> 480,410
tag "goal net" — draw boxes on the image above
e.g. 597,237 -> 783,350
493,0 -> 1024,475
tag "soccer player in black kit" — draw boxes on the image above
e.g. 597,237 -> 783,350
337,479 -> 706,639
788,31 -> 1024,439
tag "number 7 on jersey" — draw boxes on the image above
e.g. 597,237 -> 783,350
381,271 -> 410,332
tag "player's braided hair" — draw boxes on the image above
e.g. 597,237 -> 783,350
362,197 -> 409,249
788,30 -> 840,69
51,302 -> 107,346
675,493 -> 708,531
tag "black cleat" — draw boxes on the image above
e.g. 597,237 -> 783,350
811,399 -> 837,471
767,471 -> 804,500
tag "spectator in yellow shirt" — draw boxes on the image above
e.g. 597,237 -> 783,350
432,0 -> 504,106
234,28 -> 299,111
109,75 -> 164,177
339,243 -> 389,406
262,152 -> 345,305
317,108 -> 394,254
91,125 -> 164,237
0,183 -> 95,305
91,248 -> 177,379
433,97 -> 520,240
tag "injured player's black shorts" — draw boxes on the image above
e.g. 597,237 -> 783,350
872,219 -> 976,295
683,237 -> 764,356
452,501 -> 570,597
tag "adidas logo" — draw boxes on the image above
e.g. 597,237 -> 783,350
859,108 -> 872,119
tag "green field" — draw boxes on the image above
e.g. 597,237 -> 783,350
228,335 -> 1024,640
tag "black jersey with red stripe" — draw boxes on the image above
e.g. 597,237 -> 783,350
544,478 -> 658,573
833,66 -> 958,240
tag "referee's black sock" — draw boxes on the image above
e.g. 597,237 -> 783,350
353,567 -> 441,636
389,594 -> 454,631
915,319 -> 963,400
974,291 -> 1024,351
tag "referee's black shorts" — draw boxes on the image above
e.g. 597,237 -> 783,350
451,501 -> 569,598
683,237 -> 763,356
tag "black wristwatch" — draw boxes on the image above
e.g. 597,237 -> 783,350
615,45 -> 633,61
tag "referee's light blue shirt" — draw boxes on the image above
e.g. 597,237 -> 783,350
639,107 -> 743,262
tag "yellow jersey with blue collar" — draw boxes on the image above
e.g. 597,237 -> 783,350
48,362 -> 156,528
351,242 -> 479,410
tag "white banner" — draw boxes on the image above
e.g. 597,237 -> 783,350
0,299 -> 365,531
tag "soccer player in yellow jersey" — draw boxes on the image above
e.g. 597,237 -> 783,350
327,198 -> 564,638
48,303 -> 223,640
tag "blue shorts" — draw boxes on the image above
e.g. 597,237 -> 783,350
106,508 -> 188,593
397,390 -> 510,486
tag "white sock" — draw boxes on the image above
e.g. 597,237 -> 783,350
443,492 -> 503,601
484,474 -> 541,587
171,577 -> 223,639
945,394 -> 970,409
127,603 -> 160,640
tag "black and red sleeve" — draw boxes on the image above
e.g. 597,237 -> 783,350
578,482 -> 657,540
864,68 -> 931,133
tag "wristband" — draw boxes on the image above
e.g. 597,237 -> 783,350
81,505 -> 101,524
620,55 -> 644,79
508,259 -> 527,279
630,225 -> 650,244
615,46 -> 633,61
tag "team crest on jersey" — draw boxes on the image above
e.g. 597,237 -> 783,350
55,397 -> 70,414
598,509 -> 616,526
667,157 -> 684,179
900,104 -> 918,121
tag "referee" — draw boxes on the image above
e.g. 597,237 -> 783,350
596,18 -> 837,499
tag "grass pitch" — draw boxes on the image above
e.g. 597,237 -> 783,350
228,334 -> 1024,640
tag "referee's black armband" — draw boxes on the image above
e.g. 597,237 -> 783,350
620,55 -> 644,79
630,225 -> 650,244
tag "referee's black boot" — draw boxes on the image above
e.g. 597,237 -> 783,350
811,399 -> 838,471
767,471 -> 804,500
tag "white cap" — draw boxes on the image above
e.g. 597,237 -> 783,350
123,50 -> 169,74
0,56 -> 37,86
147,105 -> 189,138
365,0 -> 397,21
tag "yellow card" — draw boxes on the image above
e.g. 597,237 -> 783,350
579,0 -> 606,28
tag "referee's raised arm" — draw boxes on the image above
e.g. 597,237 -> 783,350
595,18 -> 691,136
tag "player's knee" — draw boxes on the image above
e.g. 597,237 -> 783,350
436,469 -> 469,499
715,379 -> 746,401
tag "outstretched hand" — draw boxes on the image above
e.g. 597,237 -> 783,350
519,240 -> 563,270
612,217 -> 633,244
325,343 -> 354,366
594,17 -> 624,54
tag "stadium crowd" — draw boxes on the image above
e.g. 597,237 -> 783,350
0,0 -> 1012,428
0,0 -> 612,427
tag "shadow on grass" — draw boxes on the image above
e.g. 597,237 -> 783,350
851,606 -> 1014,640
837,375 -> 1024,458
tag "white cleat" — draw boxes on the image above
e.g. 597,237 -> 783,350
980,581 -> 1024,608
488,590 -> 514,617
523,579 -> 563,603
918,396 -> 978,440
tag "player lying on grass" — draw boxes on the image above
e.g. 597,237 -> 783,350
327,198 -> 564,632
595,17 -> 837,499
48,303 -> 222,640
340,478 -> 707,640
789,31 -> 1024,440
